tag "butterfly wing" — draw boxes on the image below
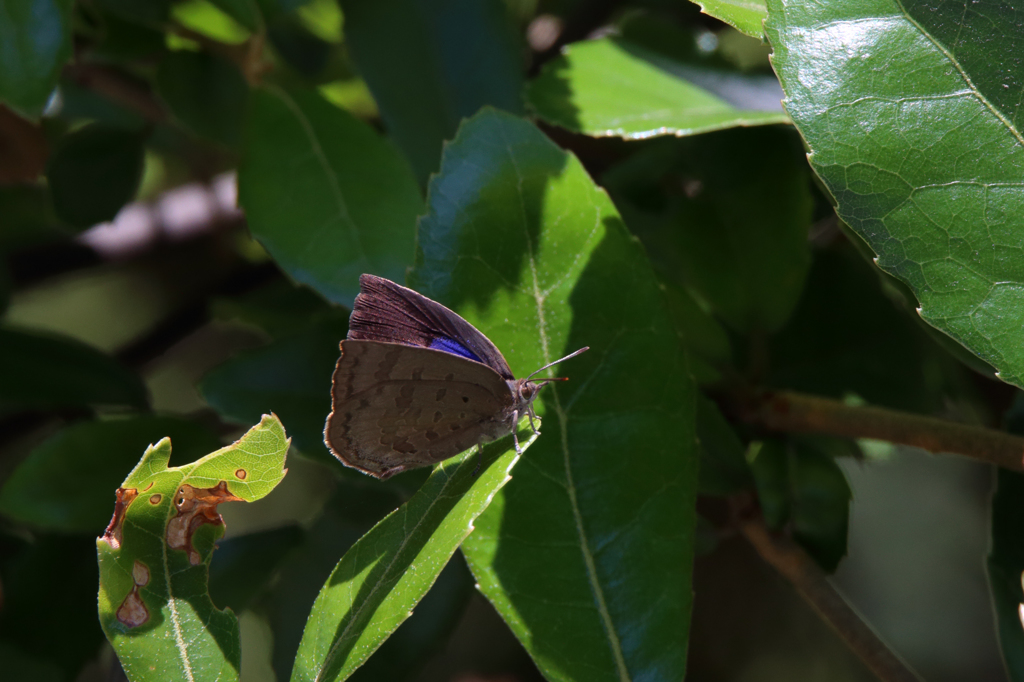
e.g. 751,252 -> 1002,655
325,340 -> 516,479
347,274 -> 514,380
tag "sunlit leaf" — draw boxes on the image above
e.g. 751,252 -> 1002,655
290,424 -> 537,682
528,38 -> 787,140
97,415 -> 289,682
690,0 -> 767,38
765,0 -> 1024,387
413,108 -> 698,682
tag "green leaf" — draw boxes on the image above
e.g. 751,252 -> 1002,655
661,282 -> 732,385
0,326 -> 148,411
768,246 -> 965,413
749,439 -> 789,529
340,0 -> 525,184
200,317 -> 348,464
290,423 -> 537,682
210,278 -> 342,340
528,38 -> 788,140
0,416 -> 222,534
156,50 -> 248,149
413,109 -> 698,682
46,123 -> 145,228
95,0 -> 170,26
749,439 -> 851,573
97,415 -> 289,682
690,0 -> 767,38
348,556 -> 472,682
696,392 -> 752,495
1,534 -> 105,679
208,0 -> 262,31
789,442 -> 851,573
765,0 -> 1024,388
238,87 -> 421,305
263,483 -> 405,678
209,525 -> 304,613
603,127 -> 812,334
0,0 -> 73,118
0,184 -> 73,248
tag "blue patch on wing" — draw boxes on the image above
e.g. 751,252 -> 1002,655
429,337 -> 482,363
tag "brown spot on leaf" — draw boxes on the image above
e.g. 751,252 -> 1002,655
116,587 -> 149,628
101,488 -> 138,550
131,559 -> 150,586
149,494 -> 162,505
166,481 -> 242,566
142,482 -> 154,492
116,560 -> 152,628
235,469 -> 247,480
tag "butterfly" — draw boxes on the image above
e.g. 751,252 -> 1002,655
324,274 -> 588,479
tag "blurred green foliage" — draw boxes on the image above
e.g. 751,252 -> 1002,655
0,1 -> 1021,681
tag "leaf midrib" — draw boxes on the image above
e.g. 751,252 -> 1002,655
893,0 -> 1024,149
268,87 -> 371,264
501,119 -> 631,682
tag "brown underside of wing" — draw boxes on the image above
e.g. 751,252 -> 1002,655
324,339 -> 514,479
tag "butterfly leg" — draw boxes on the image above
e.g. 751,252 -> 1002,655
526,404 -> 540,435
511,409 -> 523,455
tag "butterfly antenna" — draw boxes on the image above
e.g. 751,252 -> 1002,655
525,346 -> 589,382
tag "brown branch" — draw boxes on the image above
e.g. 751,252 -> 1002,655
733,390 -> 1024,471
730,495 -> 923,682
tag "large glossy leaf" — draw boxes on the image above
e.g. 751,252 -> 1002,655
765,0 -> 1024,387
0,326 -> 149,411
290,424 -> 537,682
412,109 -> 698,682
0,0 -> 72,118
528,37 -> 787,140
339,0 -> 524,184
96,415 -> 289,682
238,87 -> 421,306
200,317 -> 348,464
0,416 -> 221,534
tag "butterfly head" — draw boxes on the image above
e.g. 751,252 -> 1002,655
512,346 -> 590,411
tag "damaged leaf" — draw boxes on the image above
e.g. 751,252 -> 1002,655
96,414 -> 289,682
